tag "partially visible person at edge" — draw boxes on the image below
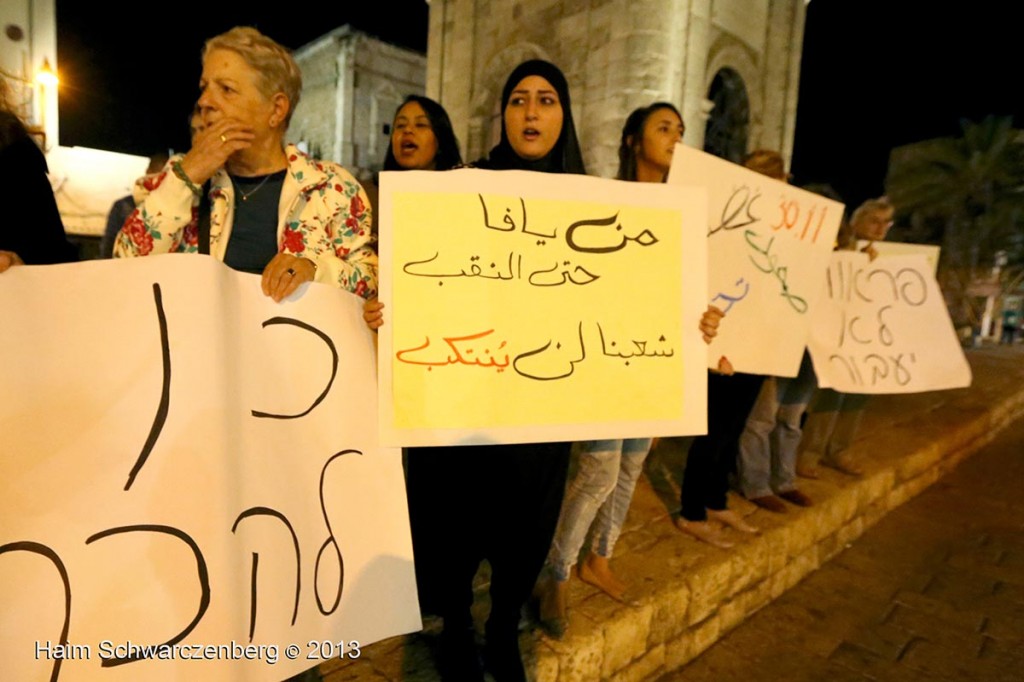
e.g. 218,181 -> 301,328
114,26 -> 376,302
732,151 -> 818,515
0,76 -> 76,272
361,95 -> 463,624
672,150 -> 795,548
535,102 -> 724,638
99,152 -> 169,258
797,196 -> 895,478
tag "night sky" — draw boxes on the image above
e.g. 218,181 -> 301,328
55,1 -> 1023,209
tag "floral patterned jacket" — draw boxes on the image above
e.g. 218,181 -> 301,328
114,145 -> 377,298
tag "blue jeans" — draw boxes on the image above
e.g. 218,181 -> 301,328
800,389 -> 869,465
736,351 -> 816,497
545,439 -> 652,581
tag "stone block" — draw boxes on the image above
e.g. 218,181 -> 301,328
609,643 -> 665,682
762,523 -> 791,575
886,482 -> 914,510
601,602 -> 653,677
741,578 -> 773,617
784,504 -> 820,557
526,639 -> 560,682
663,630 -> 695,672
648,579 -> 690,645
717,594 -> 747,633
857,469 -> 896,510
726,534 -> 769,597
539,626 -> 603,682
689,612 -> 722,659
685,557 -> 733,625
770,545 -> 819,599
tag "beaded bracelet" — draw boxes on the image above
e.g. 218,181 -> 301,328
171,161 -> 202,197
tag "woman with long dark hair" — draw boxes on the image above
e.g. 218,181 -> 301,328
363,94 -> 462,628
537,102 -> 725,635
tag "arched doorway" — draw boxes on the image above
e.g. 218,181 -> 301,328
703,68 -> 749,163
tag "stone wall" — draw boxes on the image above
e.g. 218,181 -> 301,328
426,0 -> 806,177
291,27 -> 426,178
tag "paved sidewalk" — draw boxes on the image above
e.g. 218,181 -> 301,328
664,398 -> 1024,682
323,345 -> 1024,681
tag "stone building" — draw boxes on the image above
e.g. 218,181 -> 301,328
290,26 -> 427,180
426,0 -> 806,176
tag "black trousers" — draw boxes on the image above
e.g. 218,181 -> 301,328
407,442 -> 570,637
681,372 -> 765,521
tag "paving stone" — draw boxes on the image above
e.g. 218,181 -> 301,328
828,640 -> 891,674
921,567 -> 1000,610
898,638 -> 979,680
843,622 -> 917,662
320,658 -> 390,682
889,591 -> 986,632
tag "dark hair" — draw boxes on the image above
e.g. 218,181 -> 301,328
382,95 -> 462,171
616,102 -> 683,181
483,59 -> 586,174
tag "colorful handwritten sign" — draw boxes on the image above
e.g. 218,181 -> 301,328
667,145 -> 845,376
0,256 -> 419,681
807,252 -> 972,393
377,169 -> 709,447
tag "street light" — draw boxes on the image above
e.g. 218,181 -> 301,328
35,57 -> 58,87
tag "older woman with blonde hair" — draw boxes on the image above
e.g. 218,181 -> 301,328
115,27 -> 376,301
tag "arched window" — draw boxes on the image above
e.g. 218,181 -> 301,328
703,68 -> 749,163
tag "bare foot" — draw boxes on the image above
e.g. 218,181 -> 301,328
578,553 -> 627,602
796,461 -> 820,479
674,517 -> 734,548
707,508 -> 759,534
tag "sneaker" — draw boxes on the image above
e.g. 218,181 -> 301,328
749,495 -> 788,513
778,489 -> 814,507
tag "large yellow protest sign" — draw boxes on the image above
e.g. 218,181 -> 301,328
378,169 -> 708,447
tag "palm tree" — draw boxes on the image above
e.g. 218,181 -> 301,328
886,116 -> 1024,331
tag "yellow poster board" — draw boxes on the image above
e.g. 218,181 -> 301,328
378,169 -> 708,446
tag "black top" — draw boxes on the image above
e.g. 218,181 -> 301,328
223,170 -> 287,274
0,112 -> 77,264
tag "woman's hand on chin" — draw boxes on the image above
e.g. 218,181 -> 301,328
262,253 -> 317,302
0,250 -> 24,273
179,118 -> 256,185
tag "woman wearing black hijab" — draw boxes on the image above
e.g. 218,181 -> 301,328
430,60 -> 582,682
